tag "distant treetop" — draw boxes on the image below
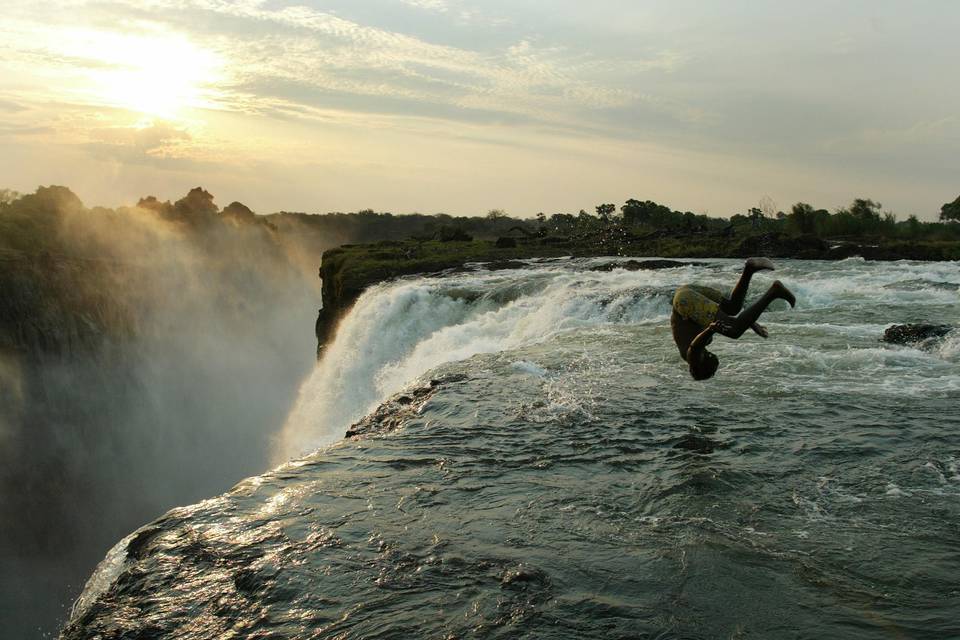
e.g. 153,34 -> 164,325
941,196 -> 960,222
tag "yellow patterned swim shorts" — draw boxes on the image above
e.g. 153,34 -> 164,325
672,285 -> 724,327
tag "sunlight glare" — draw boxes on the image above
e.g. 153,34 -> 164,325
58,28 -> 223,118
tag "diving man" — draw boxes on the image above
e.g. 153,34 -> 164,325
671,257 -> 796,380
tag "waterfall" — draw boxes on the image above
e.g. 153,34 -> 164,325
273,264 -> 675,460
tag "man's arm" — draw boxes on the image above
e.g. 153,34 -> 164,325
686,324 -> 716,362
711,316 -> 767,340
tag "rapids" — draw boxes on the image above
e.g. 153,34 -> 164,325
64,258 -> 960,639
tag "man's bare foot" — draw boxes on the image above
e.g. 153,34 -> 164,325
771,280 -> 796,308
746,257 -> 776,272
752,322 -> 769,338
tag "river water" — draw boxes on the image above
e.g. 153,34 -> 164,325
64,258 -> 960,639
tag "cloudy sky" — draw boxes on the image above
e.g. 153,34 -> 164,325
1,0 -> 957,218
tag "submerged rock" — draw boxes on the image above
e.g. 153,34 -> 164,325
500,564 -> 549,589
882,323 -> 954,347
345,374 -> 469,438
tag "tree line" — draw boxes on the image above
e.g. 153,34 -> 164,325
538,195 -> 960,242
3,186 -> 958,257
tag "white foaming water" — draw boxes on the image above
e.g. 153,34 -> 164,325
936,330 -> 960,360
511,360 -> 548,377
274,266 -> 676,460
274,258 -> 959,460
780,259 -> 960,310
70,531 -> 137,621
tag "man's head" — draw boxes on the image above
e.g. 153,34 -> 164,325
690,350 -> 719,380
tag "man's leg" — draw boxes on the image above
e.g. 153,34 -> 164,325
715,280 -> 795,339
720,257 -> 776,314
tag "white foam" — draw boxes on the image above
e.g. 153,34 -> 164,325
274,268 -> 673,460
935,330 -> 960,361
885,483 -> 909,497
511,360 -> 547,377
70,531 -> 137,621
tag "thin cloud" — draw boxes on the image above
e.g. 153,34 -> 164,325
2,0 -> 957,218
399,0 -> 450,13
129,0 -> 694,131
2,0 -> 699,145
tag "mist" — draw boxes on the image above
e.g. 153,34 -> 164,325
0,187 -> 321,636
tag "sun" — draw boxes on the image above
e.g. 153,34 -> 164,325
58,27 -> 224,119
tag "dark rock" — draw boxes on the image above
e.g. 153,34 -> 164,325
882,323 -> 954,346
500,564 -> 549,589
591,259 -> 703,272
429,373 -> 468,387
126,526 -> 164,560
345,374 -> 469,438
483,260 -> 527,271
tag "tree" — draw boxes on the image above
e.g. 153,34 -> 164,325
759,195 -> 777,219
849,198 -> 882,222
577,209 -> 596,230
548,212 -> 576,233
595,203 -> 616,221
941,196 -> 960,222
137,195 -> 173,216
174,187 -> 218,221
222,201 -> 256,223
621,199 -> 673,227
905,214 -> 921,237
535,212 -> 547,236
788,202 -> 816,235
486,208 -> 507,220
748,207 -> 763,229
20,185 -> 84,215
0,188 -> 21,205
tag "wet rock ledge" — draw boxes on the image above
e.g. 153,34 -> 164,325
345,374 -> 468,438
882,323 -> 955,347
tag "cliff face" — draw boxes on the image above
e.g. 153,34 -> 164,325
0,255 -> 138,358
0,255 -> 148,636
0,188 -> 320,637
